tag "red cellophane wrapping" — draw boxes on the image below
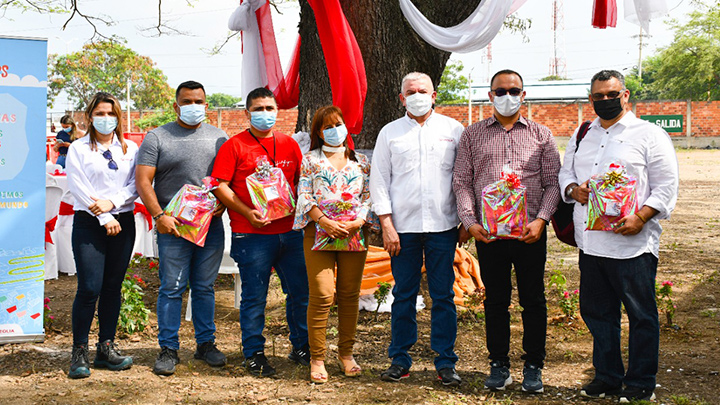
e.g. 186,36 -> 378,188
164,176 -> 219,247
481,169 -> 528,240
245,156 -> 296,221
586,162 -> 638,231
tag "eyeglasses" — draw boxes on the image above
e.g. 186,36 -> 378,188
591,90 -> 625,101
102,150 -> 118,170
492,87 -> 523,97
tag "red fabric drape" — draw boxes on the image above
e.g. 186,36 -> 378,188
252,0 -> 365,146
307,0 -> 368,138
45,216 -> 57,245
592,0 -> 617,28
58,202 -> 74,216
134,202 -> 153,232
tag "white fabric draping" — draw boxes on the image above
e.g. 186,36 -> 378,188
624,0 -> 668,34
228,0 -> 270,99
398,0 -> 527,53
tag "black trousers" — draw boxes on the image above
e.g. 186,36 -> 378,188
475,230 -> 547,368
71,211 -> 135,346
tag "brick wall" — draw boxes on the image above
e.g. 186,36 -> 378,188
65,100 -> 720,139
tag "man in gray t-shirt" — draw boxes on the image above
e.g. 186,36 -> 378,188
136,81 -> 229,376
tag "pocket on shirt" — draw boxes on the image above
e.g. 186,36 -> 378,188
432,140 -> 456,171
389,141 -> 417,174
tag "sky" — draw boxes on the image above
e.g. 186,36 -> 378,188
0,0 -> 696,113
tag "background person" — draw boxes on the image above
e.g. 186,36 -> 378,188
559,70 -> 679,403
65,92 -> 138,379
212,87 -> 310,377
54,115 -> 85,168
370,72 -> 464,386
293,106 -> 371,383
136,80 -> 228,376
452,69 -> 561,393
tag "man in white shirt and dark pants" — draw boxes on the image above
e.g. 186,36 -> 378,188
559,70 -> 678,403
370,72 -> 464,386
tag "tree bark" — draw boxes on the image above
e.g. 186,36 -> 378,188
297,0 -> 482,149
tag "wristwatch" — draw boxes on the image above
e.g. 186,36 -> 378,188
565,184 -> 577,198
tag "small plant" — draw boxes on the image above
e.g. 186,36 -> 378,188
374,281 -> 392,321
459,288 -> 486,323
129,253 -> 159,270
118,272 -> 151,335
43,297 -> 54,328
548,269 -> 567,293
559,289 -> 580,319
656,280 -> 676,326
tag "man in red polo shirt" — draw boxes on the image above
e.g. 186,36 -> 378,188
212,87 -> 309,377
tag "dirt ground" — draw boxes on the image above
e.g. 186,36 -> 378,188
1,149 -> 718,405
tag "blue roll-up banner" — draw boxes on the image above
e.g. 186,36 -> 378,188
0,36 -> 48,343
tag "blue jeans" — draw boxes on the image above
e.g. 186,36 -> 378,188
475,231 -> 547,368
156,218 -> 224,350
229,230 -> 309,359
56,154 -> 67,168
579,251 -> 659,390
388,228 -> 458,371
71,211 -> 135,346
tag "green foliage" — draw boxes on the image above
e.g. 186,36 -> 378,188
134,109 -> 177,131
539,75 -> 568,81
118,272 -> 151,335
436,60 -> 469,105
559,289 -> 580,319
48,40 -> 173,110
458,288 -> 486,323
638,1 -> 720,101
373,281 -> 392,321
207,93 -> 242,108
656,280 -> 677,326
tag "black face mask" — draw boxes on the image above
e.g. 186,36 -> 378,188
593,97 -> 624,121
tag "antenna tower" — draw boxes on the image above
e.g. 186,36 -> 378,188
549,0 -> 567,78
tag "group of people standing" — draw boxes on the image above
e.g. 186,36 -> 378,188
62,68 -> 678,403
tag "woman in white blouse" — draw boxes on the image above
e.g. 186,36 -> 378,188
293,106 -> 372,383
65,92 -> 139,379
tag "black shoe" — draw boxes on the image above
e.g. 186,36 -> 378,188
619,386 -> 656,403
288,345 -> 311,367
194,341 -> 227,367
153,347 -> 180,376
68,344 -> 91,379
437,367 -> 462,386
485,361 -> 512,391
244,351 -> 276,377
580,378 -> 622,398
521,364 -> 543,393
380,364 -> 410,382
94,340 -> 133,371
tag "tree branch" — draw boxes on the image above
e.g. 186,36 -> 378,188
62,0 -> 115,42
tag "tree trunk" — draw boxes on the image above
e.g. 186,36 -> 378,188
297,0 -> 482,149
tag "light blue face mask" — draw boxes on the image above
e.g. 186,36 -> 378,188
250,111 -> 277,131
322,124 -> 348,146
92,116 -> 118,135
179,104 -> 206,126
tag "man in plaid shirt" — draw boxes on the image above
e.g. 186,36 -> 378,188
452,69 -> 561,394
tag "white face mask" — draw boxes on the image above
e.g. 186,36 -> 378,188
405,93 -> 433,117
493,94 -> 522,117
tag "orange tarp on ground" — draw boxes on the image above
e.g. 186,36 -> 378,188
359,246 -> 484,306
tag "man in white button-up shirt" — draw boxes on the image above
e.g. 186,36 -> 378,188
559,70 -> 679,403
370,72 -> 464,386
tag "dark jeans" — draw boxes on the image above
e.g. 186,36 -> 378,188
229,230 -> 309,359
475,230 -> 547,368
388,228 -> 458,371
579,251 -> 659,390
71,211 -> 135,346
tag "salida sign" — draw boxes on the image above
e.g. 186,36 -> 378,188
640,114 -> 684,133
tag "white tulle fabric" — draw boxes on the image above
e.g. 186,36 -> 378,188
624,0 -> 668,34
398,0 -> 527,53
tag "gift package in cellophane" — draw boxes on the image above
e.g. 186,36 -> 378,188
586,162 -> 638,231
312,198 -> 366,251
164,176 -> 220,247
245,156 -> 296,221
481,167 -> 528,239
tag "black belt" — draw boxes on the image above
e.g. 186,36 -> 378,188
75,210 -> 133,220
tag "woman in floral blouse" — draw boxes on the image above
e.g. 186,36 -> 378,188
293,105 -> 371,383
